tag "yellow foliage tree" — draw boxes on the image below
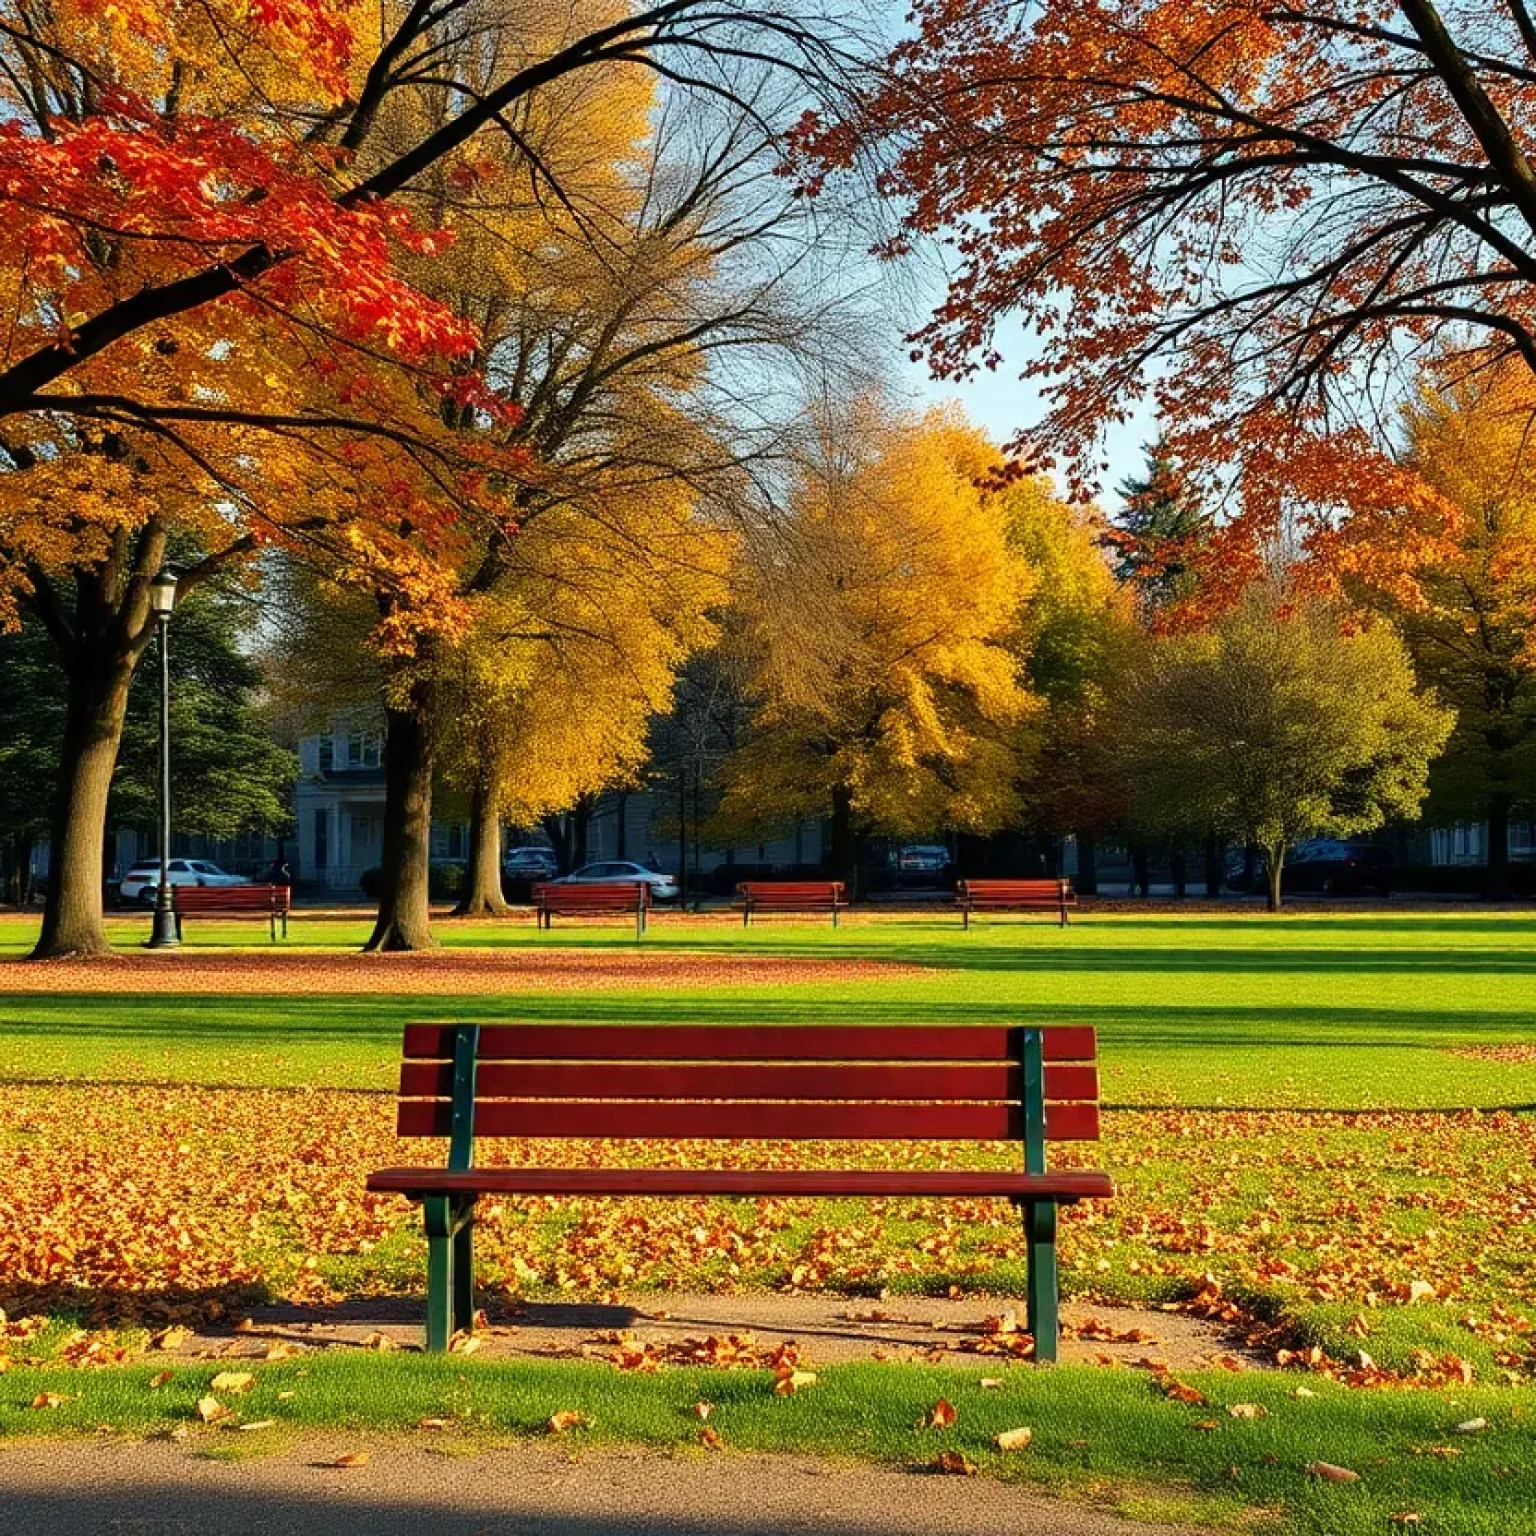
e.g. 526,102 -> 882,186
714,405 -> 1039,884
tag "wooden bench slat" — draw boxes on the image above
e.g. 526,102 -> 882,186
367,1167 -> 1114,1200
401,1023 -> 1098,1063
396,1098 -> 1101,1142
398,1060 -> 1100,1103
173,884 -> 289,910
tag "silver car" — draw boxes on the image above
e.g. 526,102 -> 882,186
120,859 -> 250,906
557,861 -> 680,902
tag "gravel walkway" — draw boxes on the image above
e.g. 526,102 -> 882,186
0,1435 -> 1215,1535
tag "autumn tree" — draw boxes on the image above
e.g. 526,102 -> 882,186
0,0 -> 869,956
1001,475 -> 1136,891
1353,368 -> 1536,892
799,0 -> 1536,606
714,404 -> 1038,886
1114,586 -> 1453,910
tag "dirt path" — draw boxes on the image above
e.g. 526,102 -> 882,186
0,1434 -> 1216,1535
184,1294 -> 1264,1375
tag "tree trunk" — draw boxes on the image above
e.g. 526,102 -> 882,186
1130,843 -> 1150,898
1264,843 -> 1286,912
1203,833 -> 1223,897
1170,850 -> 1187,899
1486,792 -> 1511,899
614,792 -> 629,860
828,784 -> 857,891
1075,835 -> 1099,896
364,676 -> 438,952
453,777 -> 507,917
32,654 -> 136,958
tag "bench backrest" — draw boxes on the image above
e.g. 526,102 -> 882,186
737,881 -> 845,902
958,879 -> 1073,902
531,882 -> 647,910
394,1024 -> 1099,1168
173,884 -> 289,912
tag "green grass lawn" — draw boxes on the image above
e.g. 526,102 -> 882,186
2,908 -> 1534,1532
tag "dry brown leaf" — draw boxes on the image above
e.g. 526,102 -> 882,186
1388,1515 -> 1424,1526
547,1410 -> 588,1434
994,1427 -> 1033,1453
359,1331 -> 396,1352
774,1370 -> 817,1396
1454,1417 -> 1488,1434
935,1450 -> 976,1476
149,1327 -> 189,1352
698,1426 -> 722,1449
979,1377 -> 1004,1391
922,1397 -> 957,1430
209,1371 -> 254,1394
147,1371 -> 174,1390
29,1392 -> 64,1409
417,1418 -> 451,1430
1227,1403 -> 1268,1419
331,1452 -> 370,1468
1306,1462 -> 1361,1483
237,1419 -> 275,1432
693,1401 -> 714,1420
264,1341 -> 302,1362
195,1397 -> 229,1424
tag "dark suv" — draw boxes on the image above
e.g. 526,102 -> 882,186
1282,840 -> 1394,896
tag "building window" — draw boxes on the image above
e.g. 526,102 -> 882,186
347,732 -> 381,769
314,809 -> 329,870
317,737 -> 334,773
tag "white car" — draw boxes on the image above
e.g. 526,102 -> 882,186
119,859 -> 251,906
557,861 -> 680,902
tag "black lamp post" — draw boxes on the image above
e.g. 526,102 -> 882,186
145,569 -> 179,950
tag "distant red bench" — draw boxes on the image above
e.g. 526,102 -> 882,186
532,881 -> 649,938
957,879 -> 1075,928
369,1022 -> 1113,1357
736,880 -> 847,927
172,883 -> 290,941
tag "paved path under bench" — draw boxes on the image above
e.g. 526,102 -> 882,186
0,1435 -> 1215,1536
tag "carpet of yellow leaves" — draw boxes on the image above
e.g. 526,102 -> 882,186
2,1084 -> 1532,1386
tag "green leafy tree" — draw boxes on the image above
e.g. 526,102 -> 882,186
1110,438 -> 1212,613
1115,587 -> 1453,910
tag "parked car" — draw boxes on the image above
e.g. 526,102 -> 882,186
503,846 -> 559,880
1226,840 -> 1394,897
1283,840 -> 1394,896
119,859 -> 250,906
555,860 -> 680,902
894,844 -> 953,888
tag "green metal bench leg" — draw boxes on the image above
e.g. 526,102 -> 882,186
452,1217 -> 475,1334
424,1198 -> 454,1352
1024,1200 -> 1060,1362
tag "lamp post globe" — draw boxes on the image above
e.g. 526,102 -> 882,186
145,569 -> 180,950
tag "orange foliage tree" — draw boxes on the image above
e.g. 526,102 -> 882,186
798,0 -> 1536,606
0,0 -> 861,955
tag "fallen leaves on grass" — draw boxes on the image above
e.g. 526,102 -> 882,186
934,1450 -> 976,1475
195,1396 -> 230,1423
547,1410 -> 588,1434
331,1452 -> 370,1468
1306,1461 -> 1361,1483
209,1371 -> 254,1394
994,1427 -> 1033,1452
920,1397 -> 956,1430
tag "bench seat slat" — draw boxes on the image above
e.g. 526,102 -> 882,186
367,1166 -> 1113,1200
398,1060 -> 1099,1103
401,1023 -> 1098,1063
396,1098 -> 1100,1142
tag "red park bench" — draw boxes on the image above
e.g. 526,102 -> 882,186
957,878 -> 1076,928
735,880 -> 847,927
531,881 -> 649,939
368,1022 -> 1113,1358
172,883 -> 290,941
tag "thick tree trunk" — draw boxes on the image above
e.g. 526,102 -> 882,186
364,677 -> 438,952
1075,835 -> 1098,896
32,655 -> 135,958
1264,844 -> 1286,912
453,777 -> 507,917
828,784 -> 857,892
1486,792 -> 1511,899
1130,843 -> 1150,898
